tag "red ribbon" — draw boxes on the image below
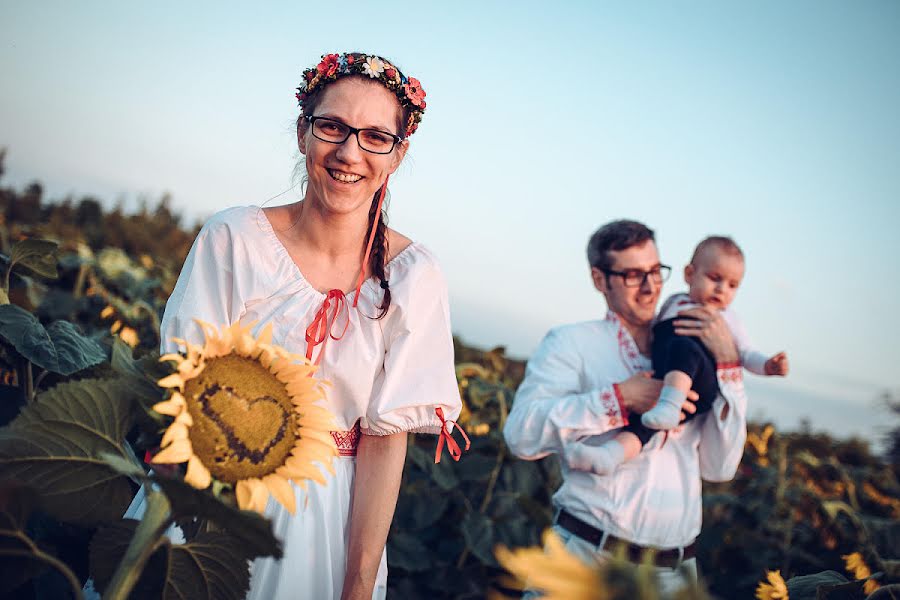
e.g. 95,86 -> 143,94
305,289 -> 350,365
434,406 -> 470,464
352,176 -> 390,308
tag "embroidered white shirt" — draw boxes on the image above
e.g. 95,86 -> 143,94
503,311 -> 747,548
657,292 -> 769,375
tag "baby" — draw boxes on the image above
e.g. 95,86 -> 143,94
587,235 -> 789,474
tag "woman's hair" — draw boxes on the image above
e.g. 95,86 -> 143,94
297,74 -> 412,318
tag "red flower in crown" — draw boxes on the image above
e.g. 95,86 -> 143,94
384,66 -> 397,81
317,53 -> 340,77
347,54 -> 356,65
304,70 -> 315,83
403,77 -> 426,108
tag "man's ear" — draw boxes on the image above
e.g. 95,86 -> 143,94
684,264 -> 694,285
591,267 -> 607,293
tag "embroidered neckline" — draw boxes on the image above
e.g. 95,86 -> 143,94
605,311 -> 651,374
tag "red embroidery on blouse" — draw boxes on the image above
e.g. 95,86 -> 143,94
600,388 -> 627,428
331,422 -> 361,457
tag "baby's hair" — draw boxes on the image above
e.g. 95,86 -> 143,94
690,236 -> 744,265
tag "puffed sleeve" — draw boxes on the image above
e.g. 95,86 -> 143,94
360,250 -> 461,436
698,362 -> 748,481
159,210 -> 250,352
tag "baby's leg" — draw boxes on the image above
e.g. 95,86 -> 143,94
641,370 -> 693,429
564,431 -> 642,475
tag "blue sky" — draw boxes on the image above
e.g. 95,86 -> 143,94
2,1 -> 898,442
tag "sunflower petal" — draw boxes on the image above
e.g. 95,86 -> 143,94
263,474 -> 297,515
152,438 -> 192,464
236,478 -> 269,514
161,422 -> 189,447
158,373 -> 185,390
185,455 -> 212,489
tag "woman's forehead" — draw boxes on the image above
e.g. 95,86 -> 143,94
315,78 -> 402,129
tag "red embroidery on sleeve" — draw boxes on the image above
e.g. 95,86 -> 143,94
600,388 -> 627,428
717,362 -> 743,383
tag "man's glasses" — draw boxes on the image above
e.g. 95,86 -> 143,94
602,265 -> 672,288
305,115 -> 403,155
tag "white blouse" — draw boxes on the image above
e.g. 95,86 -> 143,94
160,205 -> 462,436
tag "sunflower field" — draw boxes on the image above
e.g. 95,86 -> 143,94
1,155 -> 898,599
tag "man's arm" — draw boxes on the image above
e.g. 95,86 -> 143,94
503,329 -> 660,460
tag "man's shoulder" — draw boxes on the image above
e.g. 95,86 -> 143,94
542,319 -> 618,349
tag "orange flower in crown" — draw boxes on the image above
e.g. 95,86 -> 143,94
296,52 -> 427,137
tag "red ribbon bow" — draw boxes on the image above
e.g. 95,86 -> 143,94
434,406 -> 470,464
305,289 -> 350,365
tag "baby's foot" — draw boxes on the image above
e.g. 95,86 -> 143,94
641,387 -> 686,430
565,441 -> 625,475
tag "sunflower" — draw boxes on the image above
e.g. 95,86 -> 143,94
842,552 -> 880,594
494,529 -> 603,600
151,320 -> 338,515
755,570 -> 788,599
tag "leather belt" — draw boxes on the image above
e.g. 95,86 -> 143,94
556,510 -> 696,568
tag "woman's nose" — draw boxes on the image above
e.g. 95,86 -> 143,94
334,133 -> 364,162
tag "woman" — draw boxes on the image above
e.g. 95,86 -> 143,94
161,52 -> 463,599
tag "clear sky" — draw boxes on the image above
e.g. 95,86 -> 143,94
2,1 -> 898,443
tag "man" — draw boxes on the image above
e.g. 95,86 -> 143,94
503,220 -> 747,596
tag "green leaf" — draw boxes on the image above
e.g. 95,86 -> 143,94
0,378 -> 135,525
460,511 -> 496,566
91,520 -> 251,600
152,475 -> 283,560
387,531 -> 432,572
9,239 -> 59,280
0,288 -> 8,305
786,570 -> 850,600
0,483 -> 83,599
0,304 -> 106,375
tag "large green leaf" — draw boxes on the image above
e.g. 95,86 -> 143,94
91,520 -> 251,600
460,511 -> 496,566
0,304 -> 106,375
0,378 -> 135,524
9,239 -> 59,280
387,531 -> 432,572
0,483 -> 83,599
152,475 -> 283,561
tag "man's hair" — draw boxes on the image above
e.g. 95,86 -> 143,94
586,220 -> 656,271
690,235 -> 744,265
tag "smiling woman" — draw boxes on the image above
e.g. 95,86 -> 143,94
153,52 -> 466,600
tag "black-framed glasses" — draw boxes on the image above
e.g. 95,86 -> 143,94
602,265 -> 672,287
305,115 -> 403,155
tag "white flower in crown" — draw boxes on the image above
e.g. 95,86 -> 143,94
363,56 -> 385,78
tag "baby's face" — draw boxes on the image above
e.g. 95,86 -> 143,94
684,248 -> 745,310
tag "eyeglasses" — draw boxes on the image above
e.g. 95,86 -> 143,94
602,265 -> 672,287
305,115 -> 403,155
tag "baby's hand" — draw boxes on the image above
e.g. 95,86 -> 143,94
765,352 -> 789,376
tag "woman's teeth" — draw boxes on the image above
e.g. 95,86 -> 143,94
329,170 -> 362,183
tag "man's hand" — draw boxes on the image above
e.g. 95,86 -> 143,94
674,306 -> 739,364
618,371 -> 698,417
765,352 -> 789,376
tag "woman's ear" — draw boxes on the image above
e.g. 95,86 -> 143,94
388,139 -> 409,173
297,125 -> 308,155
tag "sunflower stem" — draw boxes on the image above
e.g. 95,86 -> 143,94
104,489 -> 174,600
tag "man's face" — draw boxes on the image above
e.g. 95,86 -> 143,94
591,240 -> 662,328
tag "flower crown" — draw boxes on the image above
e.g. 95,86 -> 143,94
296,52 -> 426,137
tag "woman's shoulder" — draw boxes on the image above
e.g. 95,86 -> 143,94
200,205 -> 265,235
385,233 -> 445,285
